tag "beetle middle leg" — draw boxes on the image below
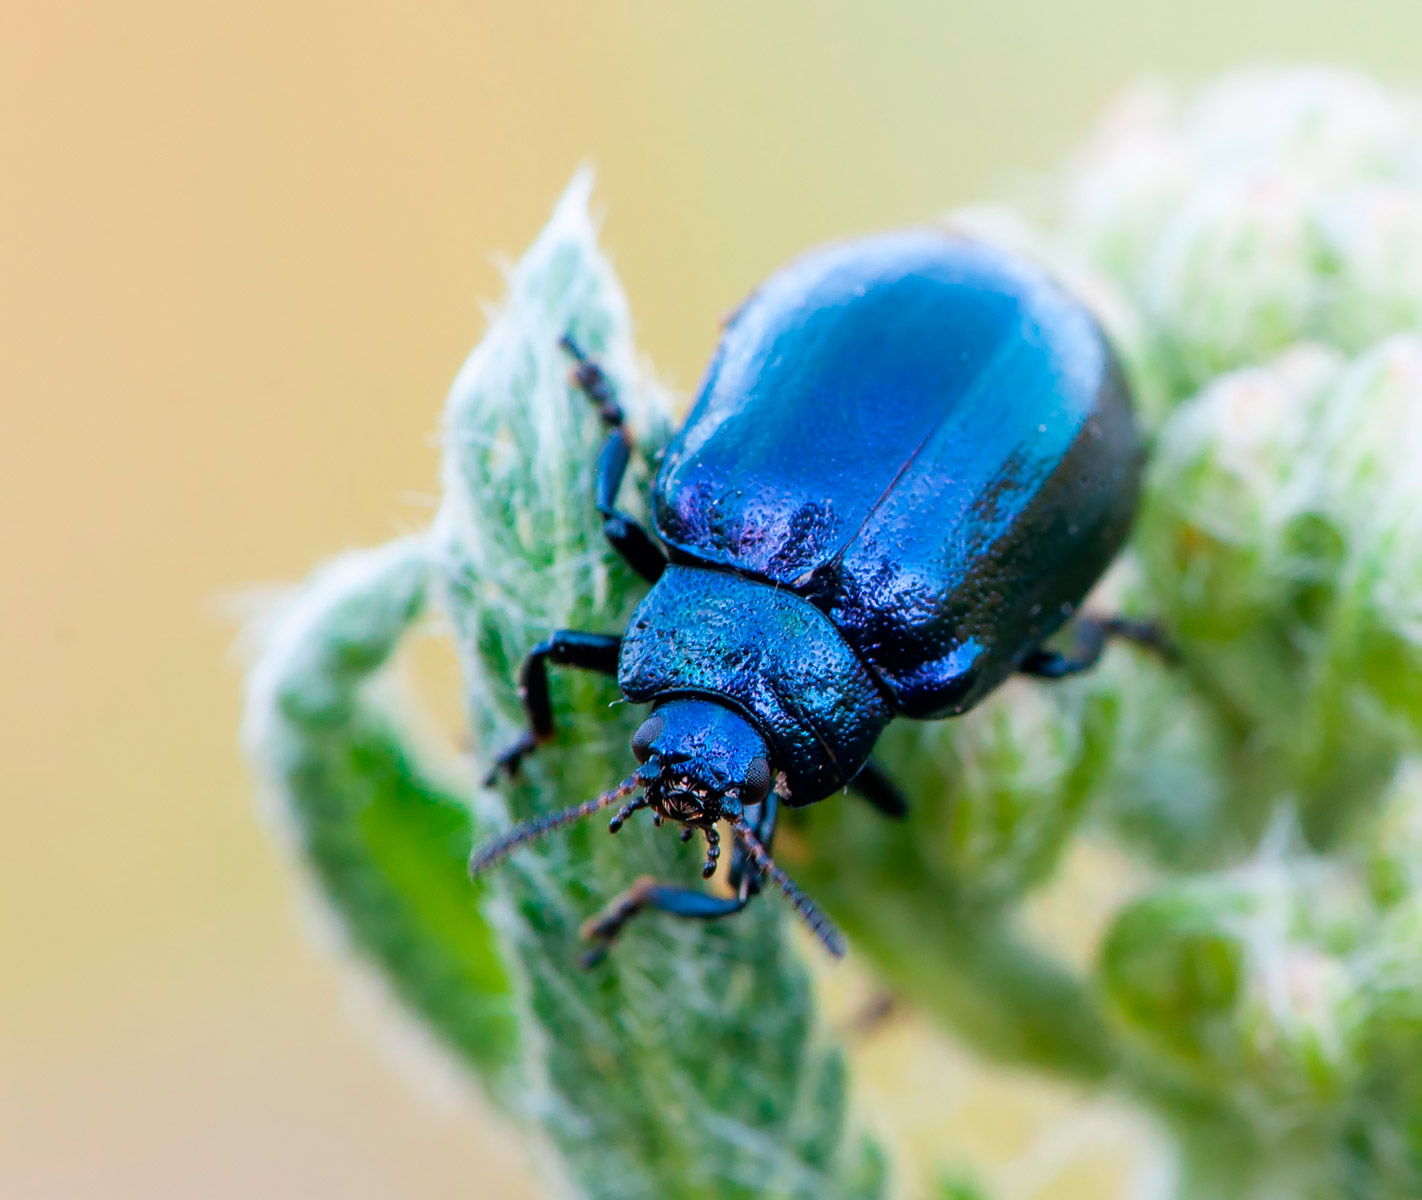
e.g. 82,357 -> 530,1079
1018,615 -> 1174,679
561,335 -> 667,584
848,758 -> 909,819
579,797 -> 778,966
484,630 -> 621,785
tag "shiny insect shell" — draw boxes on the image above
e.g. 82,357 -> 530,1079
470,229 -> 1147,963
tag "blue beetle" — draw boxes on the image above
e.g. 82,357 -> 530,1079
469,230 -> 1157,961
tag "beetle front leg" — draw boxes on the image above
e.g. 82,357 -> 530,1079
1018,615 -> 1174,679
484,630 -> 622,785
561,335 -> 667,584
579,878 -> 749,966
579,798 -> 777,965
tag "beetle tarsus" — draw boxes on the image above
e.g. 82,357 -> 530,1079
561,334 -> 668,584
482,730 -> 539,786
578,873 -> 750,967
560,334 -> 624,428
578,874 -> 661,960
485,630 -> 621,785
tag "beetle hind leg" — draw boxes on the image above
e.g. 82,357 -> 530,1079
561,335 -> 667,585
1018,615 -> 1175,680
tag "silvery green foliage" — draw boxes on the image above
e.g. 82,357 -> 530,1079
244,69 -> 1422,1200
244,175 -> 882,1200
242,538 -> 518,1094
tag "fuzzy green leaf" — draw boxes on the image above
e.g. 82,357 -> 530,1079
242,538 -> 519,1091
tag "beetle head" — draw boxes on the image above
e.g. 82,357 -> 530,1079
466,695 -> 843,959
631,697 -> 773,827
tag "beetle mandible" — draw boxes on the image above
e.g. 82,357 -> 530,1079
469,230 -> 1160,962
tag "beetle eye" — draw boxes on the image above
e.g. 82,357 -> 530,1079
630,715 -> 664,764
740,757 -> 772,805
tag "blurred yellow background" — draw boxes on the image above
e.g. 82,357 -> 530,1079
4,3 -> 1421,1197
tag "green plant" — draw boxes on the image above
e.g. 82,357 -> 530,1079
244,68 -> 1422,1199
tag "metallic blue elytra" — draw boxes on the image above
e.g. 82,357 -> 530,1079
472,229 -> 1146,960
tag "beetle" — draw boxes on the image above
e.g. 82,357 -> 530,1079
469,229 -> 1160,962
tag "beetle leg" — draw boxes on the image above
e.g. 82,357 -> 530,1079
483,630 -> 622,785
561,335 -> 667,585
847,758 -> 909,819
1018,615 -> 1175,679
593,430 -> 667,583
580,801 -> 777,966
579,876 -> 749,967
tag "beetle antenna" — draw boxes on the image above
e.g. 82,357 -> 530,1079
469,768 -> 653,878
733,818 -> 845,958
